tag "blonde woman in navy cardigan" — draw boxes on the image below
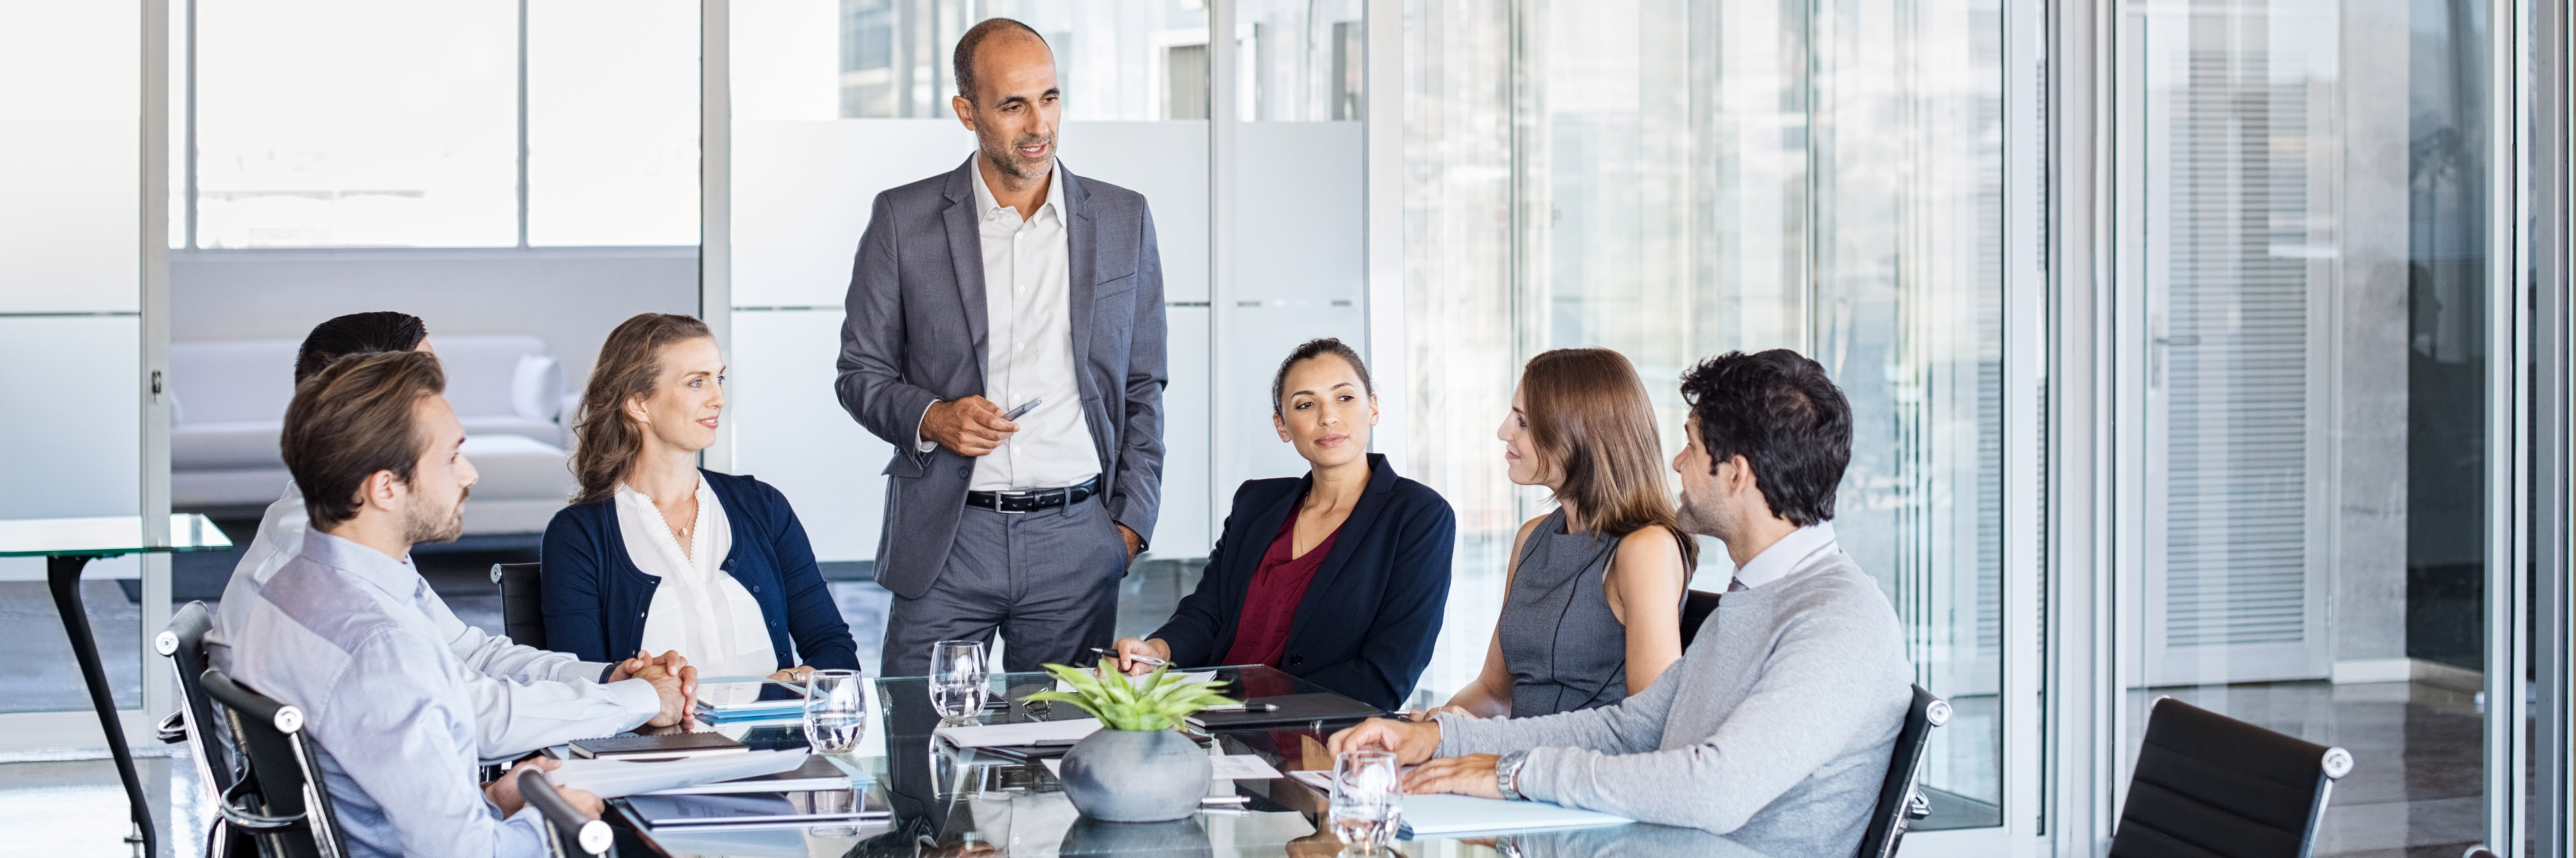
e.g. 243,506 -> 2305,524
541,314 -> 859,681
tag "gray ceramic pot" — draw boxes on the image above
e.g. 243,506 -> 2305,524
1056,727 -> 1213,822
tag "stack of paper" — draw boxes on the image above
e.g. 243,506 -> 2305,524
692,678 -> 810,724
546,749 -> 808,799
933,717 -> 1102,749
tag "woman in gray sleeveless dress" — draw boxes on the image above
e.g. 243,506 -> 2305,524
1438,349 -> 1697,718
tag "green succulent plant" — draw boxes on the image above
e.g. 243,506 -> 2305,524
1021,659 -> 1239,732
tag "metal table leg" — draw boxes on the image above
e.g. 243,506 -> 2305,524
46,553 -> 157,858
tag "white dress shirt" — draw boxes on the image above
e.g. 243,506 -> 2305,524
916,163 -> 1104,492
616,478 -> 776,677
1728,522 -> 1841,591
206,532 -> 586,857
218,484 -> 658,761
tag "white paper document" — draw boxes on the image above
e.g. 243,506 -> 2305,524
546,749 -> 808,799
1052,670 -> 1218,693
1041,754 -> 1282,781
934,717 -> 1103,748
1397,795 -> 1634,836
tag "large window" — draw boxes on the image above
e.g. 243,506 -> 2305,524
1402,0 -> 2009,830
175,0 -> 700,249
2113,0 -> 2499,852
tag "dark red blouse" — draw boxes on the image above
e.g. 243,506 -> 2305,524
1219,505 -> 1345,668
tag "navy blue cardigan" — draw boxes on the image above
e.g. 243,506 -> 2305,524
1149,454 -> 1455,709
539,470 -> 860,672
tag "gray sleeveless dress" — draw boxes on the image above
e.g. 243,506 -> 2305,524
1497,508 -> 1631,717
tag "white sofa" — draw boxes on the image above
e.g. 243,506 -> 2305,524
169,335 -> 580,534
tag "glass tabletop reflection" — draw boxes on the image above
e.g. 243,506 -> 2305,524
621,666 -> 1780,857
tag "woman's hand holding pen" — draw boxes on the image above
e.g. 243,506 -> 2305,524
1107,637 -> 1172,676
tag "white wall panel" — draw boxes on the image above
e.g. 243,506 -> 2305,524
1156,306 -> 1212,556
0,317 -> 142,541
731,120 -> 976,308
0,2 -> 141,312
726,309 -> 894,563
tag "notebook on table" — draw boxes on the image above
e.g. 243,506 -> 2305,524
568,731 -> 748,760
641,753 -> 857,795
618,791 -> 888,831
693,679 -> 810,721
1184,692 -> 1390,730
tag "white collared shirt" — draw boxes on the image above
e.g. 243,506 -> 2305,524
914,163 -> 1102,492
1728,521 -> 1841,591
615,478 -> 775,677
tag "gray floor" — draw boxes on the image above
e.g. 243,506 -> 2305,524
0,555 -> 2497,856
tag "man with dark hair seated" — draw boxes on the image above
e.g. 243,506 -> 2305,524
1329,348 -> 1912,857
215,312 -> 685,762
205,351 -> 699,857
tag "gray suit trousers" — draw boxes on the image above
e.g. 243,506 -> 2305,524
878,498 -> 1128,678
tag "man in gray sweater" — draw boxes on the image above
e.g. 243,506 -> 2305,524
1330,349 -> 1911,856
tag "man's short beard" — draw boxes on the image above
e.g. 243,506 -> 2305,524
404,486 -> 468,545
979,131 -> 1055,180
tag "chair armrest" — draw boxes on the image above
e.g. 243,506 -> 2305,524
518,769 -> 614,857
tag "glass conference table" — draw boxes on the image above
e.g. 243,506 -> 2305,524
0,514 -> 234,858
609,666 -> 1781,857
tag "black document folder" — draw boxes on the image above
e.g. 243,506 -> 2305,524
1185,692 -> 1389,730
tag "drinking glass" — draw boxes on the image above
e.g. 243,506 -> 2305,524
928,640 -> 989,723
1329,749 -> 1403,854
801,669 -> 866,756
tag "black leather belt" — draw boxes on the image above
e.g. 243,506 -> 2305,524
965,475 -> 1103,513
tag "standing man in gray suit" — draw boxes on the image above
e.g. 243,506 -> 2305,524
836,17 -> 1166,678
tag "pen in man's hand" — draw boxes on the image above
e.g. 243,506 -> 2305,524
1002,398 -> 1043,421
1087,644 -> 1170,665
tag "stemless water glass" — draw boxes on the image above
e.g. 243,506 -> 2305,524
927,640 -> 989,722
801,669 -> 867,756
1330,749 -> 1403,854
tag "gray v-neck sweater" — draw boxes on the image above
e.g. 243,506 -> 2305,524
1436,547 -> 1912,856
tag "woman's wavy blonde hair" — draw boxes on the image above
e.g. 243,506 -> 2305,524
569,313 -> 712,505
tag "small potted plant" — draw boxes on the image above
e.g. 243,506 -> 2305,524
1023,660 -> 1237,822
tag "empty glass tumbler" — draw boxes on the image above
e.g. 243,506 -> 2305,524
928,640 -> 990,722
802,669 -> 867,755
1330,749 -> 1404,854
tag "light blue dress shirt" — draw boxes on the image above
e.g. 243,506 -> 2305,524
206,531 -> 611,857
217,485 -> 659,761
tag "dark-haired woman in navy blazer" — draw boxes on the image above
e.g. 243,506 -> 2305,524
1112,339 -> 1455,710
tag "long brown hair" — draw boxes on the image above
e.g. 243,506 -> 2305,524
1520,348 -> 1697,567
570,313 -> 713,505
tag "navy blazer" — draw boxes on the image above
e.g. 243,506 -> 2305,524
539,470 -> 861,672
1149,454 -> 1455,709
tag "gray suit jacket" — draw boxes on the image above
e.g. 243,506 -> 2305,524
835,157 -> 1168,600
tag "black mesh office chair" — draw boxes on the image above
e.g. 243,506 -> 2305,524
492,562 -> 546,648
156,601 -> 260,858
1856,685 -> 1948,858
2108,696 -> 2353,858
200,668 -> 349,858
1678,590 -> 1723,649
518,769 -> 615,857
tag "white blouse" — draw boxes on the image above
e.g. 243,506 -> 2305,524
616,478 -> 776,677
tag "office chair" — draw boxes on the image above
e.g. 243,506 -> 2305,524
1678,590 -> 1722,649
2461,848 -> 2497,858
1856,685 -> 1948,858
2108,696 -> 2352,858
492,562 -> 546,648
518,769 -> 616,857
156,601 -> 260,858
199,668 -> 349,858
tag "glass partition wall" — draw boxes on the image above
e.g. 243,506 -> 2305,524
2110,0 -> 2503,853
1400,0 -> 2011,833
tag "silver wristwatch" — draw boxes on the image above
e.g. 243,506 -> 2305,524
1495,750 -> 1531,801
